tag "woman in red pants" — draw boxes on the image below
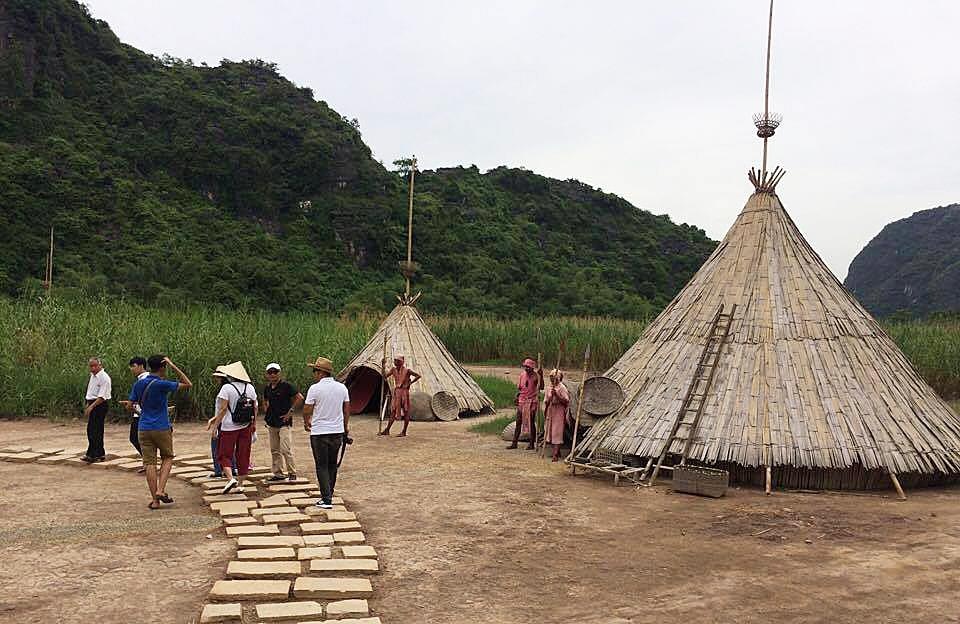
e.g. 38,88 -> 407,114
206,361 -> 258,494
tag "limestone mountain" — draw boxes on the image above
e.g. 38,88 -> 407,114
0,0 -> 716,317
845,204 -> 960,317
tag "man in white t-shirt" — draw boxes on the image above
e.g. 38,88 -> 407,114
303,356 -> 350,509
82,357 -> 112,462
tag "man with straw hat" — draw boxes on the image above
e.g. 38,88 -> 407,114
303,356 -> 350,510
507,357 -> 542,450
207,361 -> 258,495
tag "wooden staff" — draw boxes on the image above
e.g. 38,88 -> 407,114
566,344 -> 590,463
378,333 -> 388,434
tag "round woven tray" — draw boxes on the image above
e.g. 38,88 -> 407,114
408,391 -> 435,421
581,376 -> 625,416
431,391 -> 460,421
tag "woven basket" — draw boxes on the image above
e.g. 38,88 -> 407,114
431,391 -> 460,422
672,465 -> 729,498
408,391 -> 436,421
581,376 -> 625,416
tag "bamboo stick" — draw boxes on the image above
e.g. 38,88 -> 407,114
889,470 -> 907,501
378,333 -> 388,434
566,344 -> 590,464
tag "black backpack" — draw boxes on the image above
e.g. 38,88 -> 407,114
228,381 -> 255,425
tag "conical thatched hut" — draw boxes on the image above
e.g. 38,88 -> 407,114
338,302 -> 494,419
577,189 -> 960,490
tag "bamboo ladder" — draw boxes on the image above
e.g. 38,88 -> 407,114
647,304 -> 737,486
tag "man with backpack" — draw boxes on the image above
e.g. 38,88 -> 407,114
129,354 -> 192,510
206,361 -> 258,495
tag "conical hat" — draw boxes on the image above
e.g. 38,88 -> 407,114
213,361 -> 251,383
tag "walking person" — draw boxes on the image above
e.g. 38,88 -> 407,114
303,356 -> 350,509
507,357 -> 542,450
378,354 -> 421,437
129,355 -> 192,509
543,369 -> 571,462
262,363 -> 304,482
206,362 -> 257,495
82,357 -> 112,463
119,356 -> 149,473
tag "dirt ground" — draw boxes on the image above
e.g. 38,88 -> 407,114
2,415 -> 960,624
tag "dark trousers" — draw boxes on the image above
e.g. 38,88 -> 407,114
129,417 -> 142,455
85,400 -> 108,459
310,433 -> 343,503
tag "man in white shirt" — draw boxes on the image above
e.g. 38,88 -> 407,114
82,357 -> 112,463
303,356 -> 350,509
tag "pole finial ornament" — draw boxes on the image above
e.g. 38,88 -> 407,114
749,0 -> 785,194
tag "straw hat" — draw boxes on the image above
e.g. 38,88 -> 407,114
213,361 -> 251,383
306,356 -> 334,374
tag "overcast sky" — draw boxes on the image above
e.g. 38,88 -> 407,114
84,0 -> 960,280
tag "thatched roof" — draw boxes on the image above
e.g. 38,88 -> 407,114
338,303 -> 493,415
579,191 -> 960,479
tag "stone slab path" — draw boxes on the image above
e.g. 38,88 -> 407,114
0,445 -> 384,623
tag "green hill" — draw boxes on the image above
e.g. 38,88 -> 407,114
0,0 -> 715,318
845,204 -> 960,318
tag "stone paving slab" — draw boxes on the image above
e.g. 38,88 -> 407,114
210,500 -> 258,513
324,599 -> 370,618
3,451 -> 44,463
302,534 -> 335,547
262,512 -> 311,525
195,475 -> 228,485
199,602 -> 242,623
203,493 -> 249,504
0,445 -> 32,453
292,577 -> 373,600
267,483 -> 315,493
251,506 -> 299,517
259,494 -> 294,507
305,494 -> 345,504
38,454 -> 74,465
91,457 -> 134,468
225,524 -> 280,536
340,546 -> 377,559
303,506 -> 348,517
299,619 -> 381,624
113,450 -> 142,459
237,536 -> 305,549
238,547 -> 297,561
170,465 -> 206,475
174,452 -> 209,461
297,546 -> 332,560
209,579 -> 290,601
177,471 -> 212,481
332,532 -> 365,545
33,446 -> 65,454
64,456 -> 89,466
223,516 -> 259,526
255,600 -> 324,621
309,559 -> 379,574
286,497 -> 321,507
181,458 -> 216,466
226,560 -> 302,580
116,461 -> 144,471
324,511 -> 357,522
300,521 -> 362,535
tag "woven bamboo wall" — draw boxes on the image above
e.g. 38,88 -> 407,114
338,304 -> 494,414
580,192 -> 960,479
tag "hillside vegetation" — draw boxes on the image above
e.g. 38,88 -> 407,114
845,204 -> 960,317
0,0 -> 715,318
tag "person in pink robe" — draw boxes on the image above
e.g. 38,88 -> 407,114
507,357 -> 542,450
379,355 -> 421,437
544,369 -> 570,461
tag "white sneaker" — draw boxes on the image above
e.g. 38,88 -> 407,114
221,478 -> 238,494
314,501 -> 333,510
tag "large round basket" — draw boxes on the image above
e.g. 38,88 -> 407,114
431,391 -> 460,421
581,376 -> 625,417
408,391 -> 436,421
501,419 -> 531,443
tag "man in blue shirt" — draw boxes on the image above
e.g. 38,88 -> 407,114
130,354 -> 192,510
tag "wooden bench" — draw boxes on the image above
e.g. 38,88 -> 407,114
568,448 -> 646,486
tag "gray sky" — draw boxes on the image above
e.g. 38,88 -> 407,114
84,0 -> 960,279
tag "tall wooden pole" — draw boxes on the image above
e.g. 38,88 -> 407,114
46,226 -> 54,295
760,0 -> 774,180
378,332 -> 389,434
405,157 -> 417,298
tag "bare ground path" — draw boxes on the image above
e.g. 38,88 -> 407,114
2,415 -> 960,623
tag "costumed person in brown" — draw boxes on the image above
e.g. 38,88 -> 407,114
379,354 -> 421,437
543,369 -> 571,461
508,357 -> 542,450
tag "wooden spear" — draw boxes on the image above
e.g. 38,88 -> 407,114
566,343 -> 590,464
378,332 -> 389,434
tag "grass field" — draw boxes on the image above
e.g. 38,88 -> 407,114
1,296 -> 958,419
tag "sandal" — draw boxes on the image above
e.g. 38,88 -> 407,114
158,493 -> 173,504
148,498 -> 161,510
